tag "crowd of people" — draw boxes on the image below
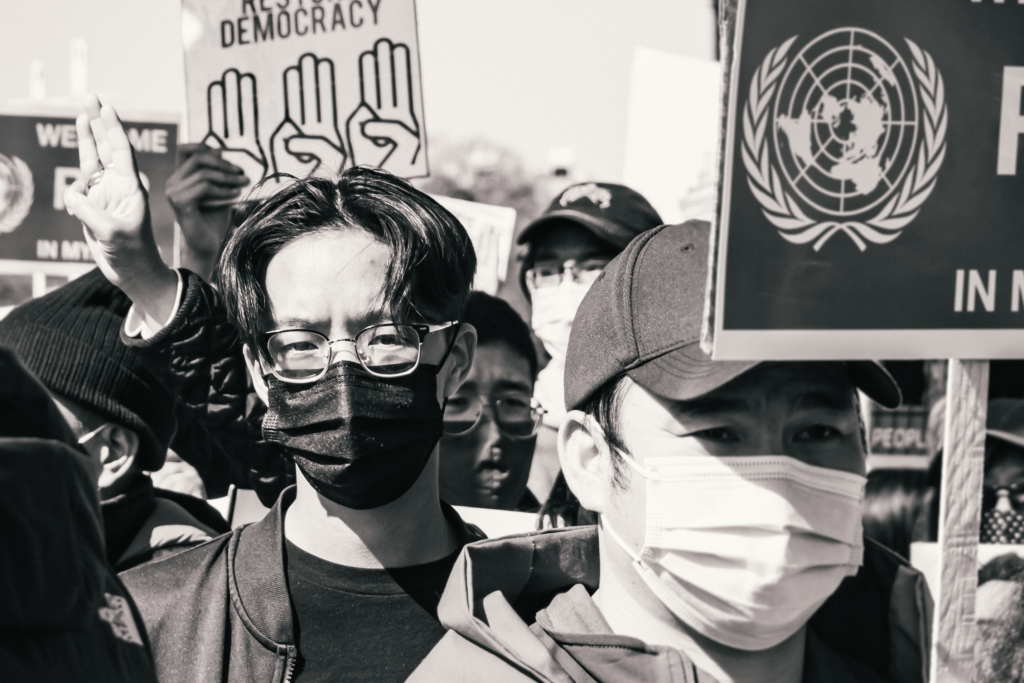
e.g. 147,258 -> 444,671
0,91 -> 1022,682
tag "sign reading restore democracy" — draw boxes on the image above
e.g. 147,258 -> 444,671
181,0 -> 428,201
708,0 -> 1024,360
0,110 -> 178,265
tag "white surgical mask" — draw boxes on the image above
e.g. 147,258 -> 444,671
531,281 -> 592,426
604,453 -> 865,651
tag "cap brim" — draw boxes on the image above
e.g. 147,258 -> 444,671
626,342 -> 758,402
988,429 -> 1024,450
627,344 -> 902,409
517,210 -> 634,248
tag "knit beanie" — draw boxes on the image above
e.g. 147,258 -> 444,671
0,269 -> 176,471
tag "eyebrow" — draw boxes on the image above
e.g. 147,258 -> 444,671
270,310 -> 384,336
492,379 -> 532,393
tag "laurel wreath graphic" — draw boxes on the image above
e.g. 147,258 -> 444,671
0,156 -> 34,235
742,36 -> 947,251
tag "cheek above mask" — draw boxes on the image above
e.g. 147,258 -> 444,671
604,453 -> 865,651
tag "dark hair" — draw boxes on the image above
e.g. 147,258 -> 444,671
217,168 -> 476,358
862,469 -> 927,560
580,374 -> 633,490
462,291 -> 538,380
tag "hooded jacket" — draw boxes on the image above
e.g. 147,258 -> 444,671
409,527 -> 933,683
119,486 -> 486,683
0,348 -> 158,683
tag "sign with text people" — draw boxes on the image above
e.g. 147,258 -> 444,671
181,0 -> 428,202
708,0 -> 1024,360
0,109 -> 178,267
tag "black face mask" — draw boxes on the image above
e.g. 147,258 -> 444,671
262,362 -> 444,510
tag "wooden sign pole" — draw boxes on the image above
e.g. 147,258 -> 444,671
930,359 -> 990,682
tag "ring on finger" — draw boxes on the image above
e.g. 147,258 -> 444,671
86,169 -> 105,191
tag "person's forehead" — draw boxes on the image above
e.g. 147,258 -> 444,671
460,342 -> 532,392
985,445 -> 1024,486
264,230 -> 391,334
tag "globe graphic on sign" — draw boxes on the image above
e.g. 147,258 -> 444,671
772,28 -> 919,217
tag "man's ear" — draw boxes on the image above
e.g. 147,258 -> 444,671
558,410 -> 613,515
102,423 -> 139,470
439,323 -> 477,401
243,344 -> 270,405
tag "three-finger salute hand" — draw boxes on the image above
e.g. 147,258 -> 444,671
64,95 -> 177,321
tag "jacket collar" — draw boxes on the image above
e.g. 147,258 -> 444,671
438,527 -> 900,683
231,485 -> 485,649
101,473 -> 155,565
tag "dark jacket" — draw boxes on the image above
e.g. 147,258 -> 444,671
410,527 -> 933,683
120,486 -> 486,683
0,348 -> 157,682
102,473 -> 229,571
120,269 -> 291,504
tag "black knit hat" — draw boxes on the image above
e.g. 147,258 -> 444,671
0,269 -> 176,470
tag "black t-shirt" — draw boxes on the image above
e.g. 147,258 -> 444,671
285,539 -> 460,683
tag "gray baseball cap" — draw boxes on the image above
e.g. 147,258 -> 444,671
564,221 -> 902,410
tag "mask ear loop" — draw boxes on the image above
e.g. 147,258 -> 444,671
433,322 -> 462,377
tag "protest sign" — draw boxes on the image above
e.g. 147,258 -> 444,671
708,0 -> 1024,361
623,48 -> 720,225
430,194 -> 516,296
181,0 -> 428,201
0,108 -> 178,308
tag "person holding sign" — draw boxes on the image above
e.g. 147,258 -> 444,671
411,222 -> 931,683
63,95 -> 484,683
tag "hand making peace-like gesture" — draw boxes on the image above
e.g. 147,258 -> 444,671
64,95 -> 178,327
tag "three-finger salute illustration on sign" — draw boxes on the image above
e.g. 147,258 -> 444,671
203,69 -> 269,198
271,53 -> 347,178
347,39 -> 422,174
183,0 -> 429,199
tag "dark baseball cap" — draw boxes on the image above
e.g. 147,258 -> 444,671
564,221 -> 902,410
517,182 -> 664,249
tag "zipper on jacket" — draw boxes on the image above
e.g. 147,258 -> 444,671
282,654 -> 297,683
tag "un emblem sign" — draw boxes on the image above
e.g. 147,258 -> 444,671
0,153 -> 33,235
743,28 -> 947,251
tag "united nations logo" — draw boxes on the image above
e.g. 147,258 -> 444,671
0,154 -> 33,235
742,28 -> 947,250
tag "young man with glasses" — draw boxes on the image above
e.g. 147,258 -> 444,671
517,182 -> 663,505
439,291 -> 546,512
63,97 -> 482,683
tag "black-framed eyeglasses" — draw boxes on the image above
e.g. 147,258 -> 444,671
443,393 -> 546,439
983,482 -> 1024,512
524,258 -> 611,290
263,321 -> 458,383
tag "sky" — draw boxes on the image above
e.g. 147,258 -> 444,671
0,0 -> 715,181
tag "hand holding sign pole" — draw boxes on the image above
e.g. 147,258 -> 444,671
346,39 -> 422,174
271,54 -> 347,178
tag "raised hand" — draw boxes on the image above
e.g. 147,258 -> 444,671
63,95 -> 177,325
346,39 -> 422,173
202,69 -> 268,201
270,53 -> 347,178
